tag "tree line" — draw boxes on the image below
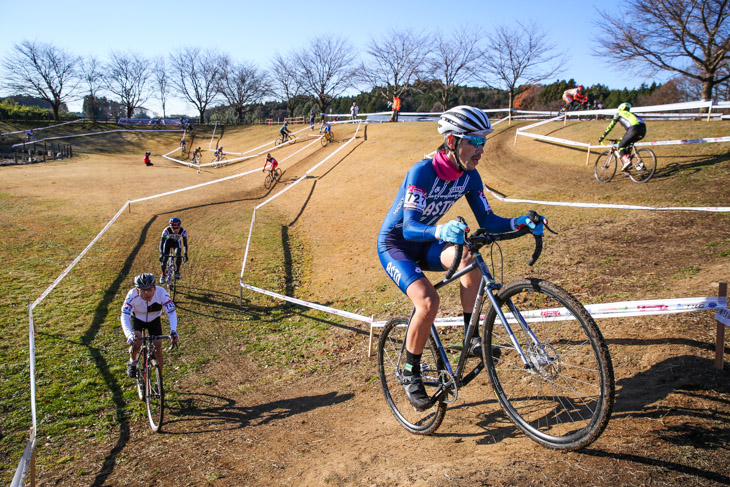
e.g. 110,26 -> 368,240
2,0 -> 728,122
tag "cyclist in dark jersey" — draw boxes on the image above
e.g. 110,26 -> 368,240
377,105 -> 544,410
280,121 -> 291,141
159,217 -> 189,283
598,102 -> 646,171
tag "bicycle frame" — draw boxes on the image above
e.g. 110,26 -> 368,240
398,248 -> 544,399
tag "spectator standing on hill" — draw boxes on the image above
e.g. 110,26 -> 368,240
144,151 -> 153,166
392,95 -> 401,122
351,102 -> 359,120
180,138 -> 186,153
598,102 -> 647,172
121,273 -> 179,378
309,111 -> 316,130
376,105 -> 544,410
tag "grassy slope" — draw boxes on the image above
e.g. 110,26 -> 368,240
1,119 -> 729,483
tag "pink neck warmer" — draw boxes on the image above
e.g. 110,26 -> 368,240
432,150 -> 463,181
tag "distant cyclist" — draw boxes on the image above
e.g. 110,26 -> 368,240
192,147 -> 202,163
377,105 -> 544,410
561,85 -> 588,112
180,138 -> 186,152
319,118 -> 331,135
262,153 -> 278,174
280,121 -> 291,141
159,217 -> 189,283
598,102 -> 647,172
121,273 -> 179,378
214,146 -> 224,161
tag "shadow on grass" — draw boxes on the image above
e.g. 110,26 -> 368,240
650,152 -> 730,180
76,215 -> 158,487
161,390 -> 354,434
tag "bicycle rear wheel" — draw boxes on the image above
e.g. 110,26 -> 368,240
627,148 -> 656,183
146,358 -> 165,432
594,151 -> 616,183
483,278 -> 614,450
377,316 -> 447,435
274,167 -> 282,181
276,136 -> 284,146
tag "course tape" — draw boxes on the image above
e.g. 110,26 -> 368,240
369,296 -> 728,327
11,128 -> 183,148
10,432 -> 35,487
483,185 -> 730,212
2,119 -> 82,136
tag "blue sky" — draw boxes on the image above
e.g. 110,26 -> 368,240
1,0 -> 666,115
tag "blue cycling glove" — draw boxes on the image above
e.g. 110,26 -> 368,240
435,220 -> 468,244
511,214 -> 544,236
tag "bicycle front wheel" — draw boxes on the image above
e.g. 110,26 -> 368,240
320,133 -> 329,147
627,148 -> 656,183
483,278 -> 614,450
146,358 -> 165,432
377,316 -> 447,435
264,173 -> 273,189
594,151 -> 616,183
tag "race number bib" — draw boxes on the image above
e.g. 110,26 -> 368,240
404,185 -> 427,212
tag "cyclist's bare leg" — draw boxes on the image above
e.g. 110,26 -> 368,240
128,330 -> 143,361
405,278 -> 440,354
439,246 -> 479,311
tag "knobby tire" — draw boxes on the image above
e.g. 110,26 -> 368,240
594,151 -> 616,183
482,278 -> 614,450
377,316 -> 447,435
146,358 -> 165,432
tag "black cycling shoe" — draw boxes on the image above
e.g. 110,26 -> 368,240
467,336 -> 502,360
401,374 -> 431,411
126,361 -> 137,379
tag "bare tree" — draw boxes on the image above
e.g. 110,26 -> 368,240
152,56 -> 170,118
295,36 -> 358,114
271,52 -> 305,116
360,29 -> 431,109
169,47 -> 225,122
594,0 -> 730,101
105,50 -> 150,118
80,55 -> 104,121
217,60 -> 271,123
1,40 -> 79,120
424,29 -> 482,110
473,21 -> 564,114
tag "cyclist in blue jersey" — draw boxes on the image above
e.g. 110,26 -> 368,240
598,102 -> 646,172
377,105 -> 544,410
280,121 -> 291,141
159,217 -> 189,283
319,118 -> 331,134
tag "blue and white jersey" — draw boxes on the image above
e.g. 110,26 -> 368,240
377,158 -> 512,252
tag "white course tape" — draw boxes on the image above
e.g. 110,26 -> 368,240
241,283 -> 372,322
484,185 -> 730,212
10,432 -> 36,487
2,119 -> 82,136
369,297 -> 727,328
11,128 -> 183,148
31,201 -> 130,310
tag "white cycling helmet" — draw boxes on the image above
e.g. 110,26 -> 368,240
438,106 -> 493,136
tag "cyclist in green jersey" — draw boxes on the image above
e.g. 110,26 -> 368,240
280,121 -> 291,141
598,102 -> 647,172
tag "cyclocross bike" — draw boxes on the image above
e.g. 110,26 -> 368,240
135,330 -> 177,432
320,130 -> 334,147
212,152 -> 227,168
264,166 -> 283,189
377,213 -> 615,450
162,249 -> 180,302
594,138 -> 657,183
276,133 -> 296,146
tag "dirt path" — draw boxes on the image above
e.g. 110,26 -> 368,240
30,124 -> 730,486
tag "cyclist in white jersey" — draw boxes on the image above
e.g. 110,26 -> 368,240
121,273 -> 179,378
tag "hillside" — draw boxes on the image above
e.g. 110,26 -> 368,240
1,119 -> 729,486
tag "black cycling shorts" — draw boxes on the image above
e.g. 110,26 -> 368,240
131,315 -> 163,337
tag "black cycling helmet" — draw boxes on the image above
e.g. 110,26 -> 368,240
267,153 -> 271,158
169,216 -> 181,227
134,273 -> 156,289
145,151 -> 151,155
